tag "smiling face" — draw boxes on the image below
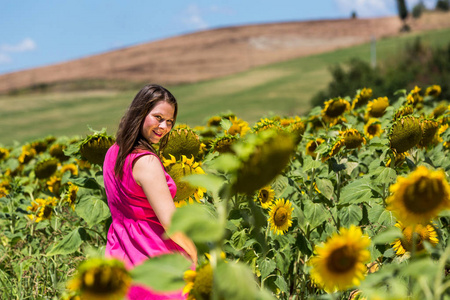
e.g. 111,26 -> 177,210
141,101 -> 175,144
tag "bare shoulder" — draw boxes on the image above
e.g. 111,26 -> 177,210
132,154 -> 165,184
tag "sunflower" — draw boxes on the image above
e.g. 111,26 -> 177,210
306,138 -> 325,158
34,158 -> 59,179
419,119 -> 439,148
163,154 -> 205,206
211,135 -> 238,154
430,103 -> 448,119
27,197 -> 57,223
61,163 -> 79,176
394,105 -> 414,121
67,257 -> 131,300
308,115 -> 325,131
352,87 -> 373,109
366,97 -> 389,119
322,98 -> 350,125
340,129 -> 366,149
308,225 -> 371,293
406,86 -> 423,107
183,263 -> 213,300
322,139 -> 345,162
268,198 -> 294,235
0,147 -> 10,161
256,185 -> 275,209
0,186 -> 8,198
162,126 -> 201,161
425,85 -> 441,98
206,115 -> 223,127
18,145 -> 37,164
233,130 -> 296,194
79,133 -> 115,165
65,182 -> 79,210
225,116 -> 250,137
252,118 -> 279,133
364,118 -> 383,139
391,221 -> 439,256
31,140 -> 48,153
49,143 -> 70,162
75,158 -> 92,170
47,176 -> 62,195
389,116 -> 422,154
386,166 -> 450,225
386,152 -> 409,168
285,117 -> 306,143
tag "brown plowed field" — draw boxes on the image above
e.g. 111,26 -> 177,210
1,12 -> 450,93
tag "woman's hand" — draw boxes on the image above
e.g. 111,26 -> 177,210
170,232 -> 198,266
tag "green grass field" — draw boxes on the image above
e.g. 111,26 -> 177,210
2,27 -> 450,146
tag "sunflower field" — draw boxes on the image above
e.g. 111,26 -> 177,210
2,84 -> 450,300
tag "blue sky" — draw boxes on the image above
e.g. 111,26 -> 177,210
0,0 -> 433,75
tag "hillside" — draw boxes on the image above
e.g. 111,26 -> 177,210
1,11 -> 450,93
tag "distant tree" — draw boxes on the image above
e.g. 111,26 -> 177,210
351,11 -> 357,19
412,1 -> 426,18
436,0 -> 450,11
397,0 -> 410,31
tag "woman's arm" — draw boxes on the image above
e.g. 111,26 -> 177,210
132,154 -> 197,266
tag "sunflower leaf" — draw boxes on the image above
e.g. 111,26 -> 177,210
75,194 -> 111,227
338,204 -> 363,227
46,227 -> 87,256
130,253 -> 191,292
168,203 -> 223,243
340,176 -> 374,204
371,166 -> 397,185
372,227 -> 402,245
400,258 -> 435,278
315,178 -> 334,200
215,261 -> 275,300
183,173 -> 224,196
230,230 -> 248,251
302,156 -> 322,173
275,275 -> 289,294
258,258 -> 276,279
303,201 -> 328,228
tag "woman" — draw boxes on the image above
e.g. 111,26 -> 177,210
103,84 -> 197,299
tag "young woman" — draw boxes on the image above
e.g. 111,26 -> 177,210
103,84 -> 197,299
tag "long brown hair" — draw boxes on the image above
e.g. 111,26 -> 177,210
114,84 -> 178,178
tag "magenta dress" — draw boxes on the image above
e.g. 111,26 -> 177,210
103,144 -> 187,299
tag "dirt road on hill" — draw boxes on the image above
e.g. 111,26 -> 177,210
1,12 -> 450,93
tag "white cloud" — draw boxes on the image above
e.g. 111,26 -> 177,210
182,4 -> 209,30
0,53 -> 12,64
209,5 -> 235,15
0,38 -> 37,53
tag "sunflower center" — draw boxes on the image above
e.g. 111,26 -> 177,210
42,206 -> 53,219
260,190 -> 269,203
274,207 -> 288,226
326,102 -> 347,118
308,142 -> 318,153
403,176 -> 444,213
344,134 -> 364,149
401,228 -> 425,252
327,245 -> 357,273
367,125 -> 378,135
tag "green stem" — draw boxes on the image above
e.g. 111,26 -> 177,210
433,245 -> 450,300
335,171 -> 341,203
85,228 -> 107,244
